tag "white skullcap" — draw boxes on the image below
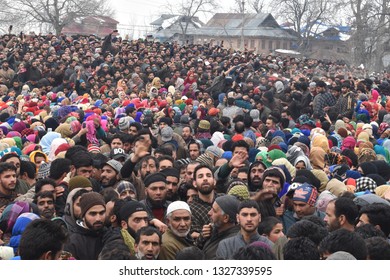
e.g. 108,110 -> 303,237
166,201 -> 191,216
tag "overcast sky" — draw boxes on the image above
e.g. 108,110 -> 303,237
110,0 -> 238,38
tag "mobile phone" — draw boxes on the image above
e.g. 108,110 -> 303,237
82,122 -> 86,128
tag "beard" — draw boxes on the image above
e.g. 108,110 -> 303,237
197,183 -> 214,195
136,251 -> 158,260
170,227 -> 190,238
101,177 -> 117,188
40,208 -> 55,219
85,219 -> 104,231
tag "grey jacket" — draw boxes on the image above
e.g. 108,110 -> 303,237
216,231 -> 274,259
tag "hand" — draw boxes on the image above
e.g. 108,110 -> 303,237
251,188 -> 277,202
77,128 -> 88,136
55,186 -> 65,197
323,106 -> 329,111
202,223 -> 212,239
228,151 -> 248,169
342,117 -> 350,123
150,219 -> 168,233
0,205 -> 5,215
275,204 -> 285,216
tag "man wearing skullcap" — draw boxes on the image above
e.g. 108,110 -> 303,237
159,201 -> 194,260
201,195 -> 241,259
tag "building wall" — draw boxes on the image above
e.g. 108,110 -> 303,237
194,35 -> 295,52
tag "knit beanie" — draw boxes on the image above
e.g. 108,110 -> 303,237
119,201 -> 147,222
79,192 -> 105,218
292,183 -> 318,207
227,184 -> 250,201
37,162 -> 51,180
215,195 -> 240,224
262,167 -> 286,188
144,173 -> 166,188
69,176 -> 93,192
116,180 -> 137,197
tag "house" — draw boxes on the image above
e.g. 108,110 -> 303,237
283,21 -> 352,62
62,16 -> 119,38
192,13 -> 298,51
150,14 -> 204,43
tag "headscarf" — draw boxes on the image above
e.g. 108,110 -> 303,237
48,138 -> 68,161
341,136 -> 356,151
294,155 -> 313,170
310,146 -> 326,169
55,123 -> 73,138
85,120 -> 99,145
311,134 -> 330,153
211,132 -> 225,147
9,213 -> 40,254
39,132 -> 61,155
286,145 -> 305,165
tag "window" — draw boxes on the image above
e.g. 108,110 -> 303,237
262,40 -> 266,49
250,39 -> 255,48
283,42 -> 288,49
268,40 -> 273,50
276,40 -> 281,49
237,39 -> 241,49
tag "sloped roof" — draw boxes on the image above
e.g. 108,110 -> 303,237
150,14 -> 178,26
195,13 -> 296,39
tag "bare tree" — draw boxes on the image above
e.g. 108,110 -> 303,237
335,0 -> 390,71
232,0 -> 269,13
165,0 -> 219,43
5,0 -> 114,36
271,0 -> 336,52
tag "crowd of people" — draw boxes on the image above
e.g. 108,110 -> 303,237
0,29 -> 390,260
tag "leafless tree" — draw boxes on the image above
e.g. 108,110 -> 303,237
165,0 -> 219,43
5,0 -> 114,36
232,0 -> 269,13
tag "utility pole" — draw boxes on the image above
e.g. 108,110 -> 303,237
241,0 -> 245,51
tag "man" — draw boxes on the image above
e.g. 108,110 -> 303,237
161,167 -> 180,201
215,140 -> 249,193
33,191 -> 56,220
100,159 -> 122,189
356,203 -> 390,238
110,134 -> 124,149
188,140 -> 201,161
324,197 -> 358,232
182,126 -> 193,145
189,164 -> 221,238
140,173 -> 170,222
18,219 -> 68,260
69,152 -> 94,179
110,148 -> 127,164
282,183 -> 325,233
247,161 -> 267,192
159,201 -> 194,260
134,226 -> 162,260
216,200 -> 273,259
1,153 -> 29,194
0,162 -> 17,209
201,195 -> 240,259
118,200 -> 149,255
313,80 -> 336,119
64,192 -> 107,260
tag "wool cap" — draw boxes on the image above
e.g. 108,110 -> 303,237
166,201 -> 191,216
105,159 -> 123,174
215,195 -> 240,223
144,173 -> 166,188
161,126 -> 174,142
119,201 -> 147,222
79,192 -> 105,217
292,183 -> 318,207
37,162 -> 51,180
68,176 -> 93,192
117,180 -> 137,196
198,120 -> 210,130
160,167 -> 180,179
227,185 -> 250,201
